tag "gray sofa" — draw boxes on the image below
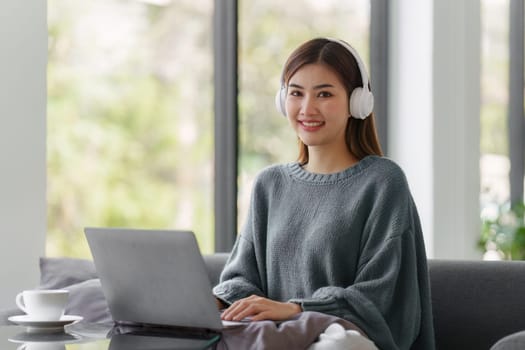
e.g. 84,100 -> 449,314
2,254 -> 525,350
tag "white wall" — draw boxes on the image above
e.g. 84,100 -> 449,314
432,0 -> 481,259
388,0 -> 434,255
0,1 -> 47,308
389,0 -> 481,259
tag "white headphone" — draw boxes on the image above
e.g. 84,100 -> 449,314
275,38 -> 374,120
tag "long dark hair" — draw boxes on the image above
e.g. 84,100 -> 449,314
280,38 -> 383,164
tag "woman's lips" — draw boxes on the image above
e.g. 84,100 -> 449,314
299,120 -> 325,131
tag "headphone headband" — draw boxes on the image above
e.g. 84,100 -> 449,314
326,38 -> 370,96
275,38 -> 374,120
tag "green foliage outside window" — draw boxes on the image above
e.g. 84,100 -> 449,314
479,202 -> 525,260
47,0 -> 370,258
47,0 -> 214,257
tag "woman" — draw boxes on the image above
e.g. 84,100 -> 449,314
213,38 -> 435,350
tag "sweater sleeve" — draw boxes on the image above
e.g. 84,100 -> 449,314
292,230 -> 420,350
212,233 -> 265,305
289,185 -> 433,350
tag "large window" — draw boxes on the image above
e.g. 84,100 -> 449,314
47,0 -> 214,257
479,0 -> 525,260
237,0 -> 371,227
47,0 -> 371,257
480,0 -> 510,208
51,2 -> 517,259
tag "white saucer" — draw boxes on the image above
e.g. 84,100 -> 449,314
8,331 -> 81,344
8,315 -> 83,333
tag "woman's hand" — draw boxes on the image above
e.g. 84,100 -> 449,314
220,295 -> 302,322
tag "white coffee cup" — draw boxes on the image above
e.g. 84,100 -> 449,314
15,290 -> 69,321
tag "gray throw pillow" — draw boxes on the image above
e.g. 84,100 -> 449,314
39,257 -> 112,323
39,257 -> 98,289
64,278 -> 112,323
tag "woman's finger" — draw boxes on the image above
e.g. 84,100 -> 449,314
221,299 -> 244,320
221,296 -> 256,320
231,302 -> 262,321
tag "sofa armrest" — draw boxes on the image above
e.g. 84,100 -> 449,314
429,259 -> 525,350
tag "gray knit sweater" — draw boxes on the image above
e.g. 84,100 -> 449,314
213,156 -> 435,350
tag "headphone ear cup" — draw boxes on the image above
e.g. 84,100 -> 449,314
275,87 -> 287,117
349,87 -> 374,120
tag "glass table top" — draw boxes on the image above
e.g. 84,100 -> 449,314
1,322 -> 220,350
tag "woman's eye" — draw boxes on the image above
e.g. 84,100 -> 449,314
318,91 -> 332,98
289,90 -> 302,97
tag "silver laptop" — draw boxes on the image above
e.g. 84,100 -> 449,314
84,227 -> 223,331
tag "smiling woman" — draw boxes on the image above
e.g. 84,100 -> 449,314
214,38 -> 435,350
